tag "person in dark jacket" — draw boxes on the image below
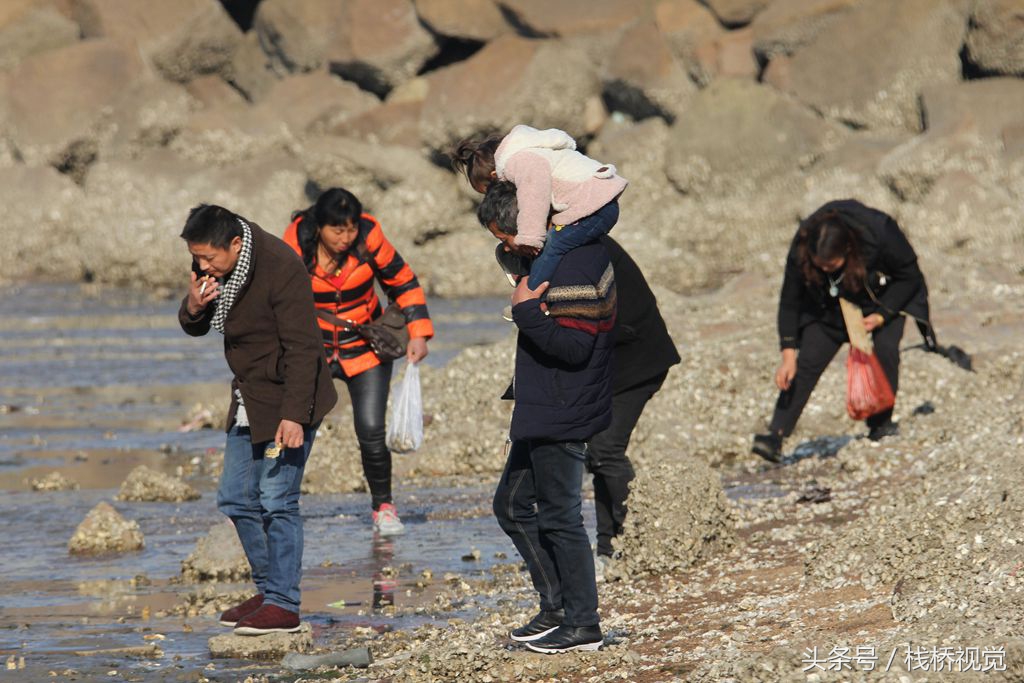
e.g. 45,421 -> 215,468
483,183 -> 617,654
179,204 -> 338,635
477,181 -> 680,574
753,199 -> 931,462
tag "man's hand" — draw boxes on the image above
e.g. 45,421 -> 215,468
511,279 -> 549,307
775,349 -> 797,391
508,242 -> 541,258
186,271 -> 220,315
406,336 -> 429,364
275,419 -> 304,449
863,313 -> 885,332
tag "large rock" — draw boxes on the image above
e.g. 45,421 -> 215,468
664,79 -> 844,197
700,0 -> 771,27
181,520 -> 250,582
750,0 -> 860,60
412,0 -> 509,42
332,99 -> 424,148
654,0 -> 725,84
68,501 -> 144,555
71,151 -> 307,286
419,34 -> 602,148
226,31 -> 278,102
965,0 -> 1024,77
116,465 -> 201,503
0,1 -> 80,71
496,0 -> 645,36
326,0 -> 439,97
73,0 -> 243,82
209,623 -> 312,660
253,0 -> 344,74
99,79 -> 196,163
602,21 -> 696,122
784,0 -> 968,132
2,40 -> 144,168
0,164 -> 84,281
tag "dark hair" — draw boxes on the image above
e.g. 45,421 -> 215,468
294,187 -> 364,273
450,134 -> 501,191
477,181 -> 518,235
796,209 -> 866,292
180,204 -> 242,248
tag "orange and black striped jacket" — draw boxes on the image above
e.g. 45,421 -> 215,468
283,213 -> 433,377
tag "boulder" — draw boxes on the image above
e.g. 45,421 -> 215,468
226,31 -> 278,102
664,79 -> 845,197
690,25 -> 759,84
602,20 -> 696,122
326,0 -> 439,97
2,40 -> 144,169
208,623 -> 313,660
921,78 -> 1024,141
0,1 -> 80,71
419,34 -> 602,149
186,75 -> 248,110
700,0 -> 770,27
750,0 -> 860,60
253,0 -> 345,74
68,501 -> 144,555
29,471 -> 79,491
783,0 -> 968,132
965,0 -> 1024,77
496,0 -> 646,36
412,0 -> 509,42
800,133 -> 908,218
73,0 -> 243,82
99,79 -> 196,162
0,164 -> 84,281
116,465 -> 201,502
181,520 -> 250,582
332,99 -> 424,148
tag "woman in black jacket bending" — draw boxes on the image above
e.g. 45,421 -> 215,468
752,199 -> 930,463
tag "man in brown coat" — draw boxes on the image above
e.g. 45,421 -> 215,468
178,204 -> 337,635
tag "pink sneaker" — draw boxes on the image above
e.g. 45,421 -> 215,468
372,503 -> 405,536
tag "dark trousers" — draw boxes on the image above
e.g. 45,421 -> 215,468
332,361 -> 393,509
587,370 -> 667,557
769,319 -> 904,437
492,439 -> 599,627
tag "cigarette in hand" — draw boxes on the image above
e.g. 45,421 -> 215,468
199,278 -> 208,296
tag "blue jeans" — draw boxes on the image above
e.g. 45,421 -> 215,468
527,199 -> 620,289
492,439 -> 599,627
217,422 -> 319,612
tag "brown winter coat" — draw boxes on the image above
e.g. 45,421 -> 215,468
178,222 -> 338,443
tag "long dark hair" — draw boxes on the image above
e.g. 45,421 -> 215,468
293,188 -> 363,273
796,209 -> 866,293
450,134 -> 501,191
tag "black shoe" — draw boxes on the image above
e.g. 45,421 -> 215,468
526,624 -> 603,653
510,609 -> 564,642
868,421 -> 900,441
752,433 -> 783,463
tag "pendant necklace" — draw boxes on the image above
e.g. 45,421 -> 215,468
827,271 -> 845,298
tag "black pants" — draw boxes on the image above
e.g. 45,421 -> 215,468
769,319 -> 904,437
586,370 -> 668,558
492,439 -> 599,627
332,361 -> 393,509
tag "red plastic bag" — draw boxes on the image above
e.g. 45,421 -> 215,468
846,348 -> 895,420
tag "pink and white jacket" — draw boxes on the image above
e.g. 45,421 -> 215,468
495,124 -> 629,249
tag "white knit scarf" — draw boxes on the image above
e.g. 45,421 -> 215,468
210,218 -> 253,334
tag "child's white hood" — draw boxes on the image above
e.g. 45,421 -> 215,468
495,124 -> 576,177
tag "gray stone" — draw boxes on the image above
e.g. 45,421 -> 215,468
750,0 -> 860,60
181,520 -> 250,583
0,1 -> 80,71
412,0 -> 509,42
68,501 -> 144,555
116,465 -> 200,503
253,0 -> 343,74
602,20 -> 696,122
281,647 -> 373,671
784,0 -> 969,132
966,0 -> 1024,77
226,31 -> 278,102
208,623 -> 313,660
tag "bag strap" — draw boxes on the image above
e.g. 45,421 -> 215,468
315,308 -> 359,332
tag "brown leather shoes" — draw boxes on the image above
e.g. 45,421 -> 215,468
218,593 -> 264,627
233,603 -> 301,635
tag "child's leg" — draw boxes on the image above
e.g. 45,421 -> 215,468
526,200 -> 620,289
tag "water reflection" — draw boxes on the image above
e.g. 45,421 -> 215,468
371,533 -> 397,610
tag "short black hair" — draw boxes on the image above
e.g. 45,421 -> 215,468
476,180 -> 518,235
314,187 -> 362,228
180,204 -> 242,248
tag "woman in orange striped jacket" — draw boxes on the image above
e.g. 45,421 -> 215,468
284,187 -> 433,536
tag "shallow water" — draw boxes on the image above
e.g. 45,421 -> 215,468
0,284 -> 571,678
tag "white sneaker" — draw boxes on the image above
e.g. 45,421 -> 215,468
594,553 -> 607,583
373,503 -> 405,536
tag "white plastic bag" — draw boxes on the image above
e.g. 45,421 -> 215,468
386,362 -> 423,453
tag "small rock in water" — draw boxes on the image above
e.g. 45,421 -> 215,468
180,520 -> 250,583
29,471 -> 79,491
208,623 -> 313,660
68,502 -> 144,555
281,647 -> 373,671
116,465 -> 200,502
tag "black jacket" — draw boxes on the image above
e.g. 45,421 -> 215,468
600,236 -> 680,392
179,222 -> 338,443
508,241 -> 616,442
778,199 -> 929,349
